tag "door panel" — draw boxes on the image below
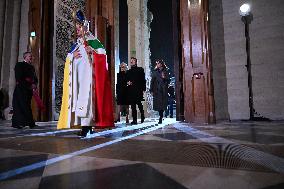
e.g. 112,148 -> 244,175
180,0 -> 215,124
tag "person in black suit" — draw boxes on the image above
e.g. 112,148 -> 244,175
127,57 -> 146,124
12,52 -> 38,129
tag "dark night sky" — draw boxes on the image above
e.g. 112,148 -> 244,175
119,0 -> 128,64
148,0 -> 174,74
119,0 -> 174,75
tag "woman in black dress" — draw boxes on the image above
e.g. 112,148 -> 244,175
116,63 -> 130,123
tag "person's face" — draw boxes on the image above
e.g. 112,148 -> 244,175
130,58 -> 137,67
156,61 -> 162,69
76,23 -> 84,37
120,63 -> 127,72
24,53 -> 33,63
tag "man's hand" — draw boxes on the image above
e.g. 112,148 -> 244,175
127,81 -> 132,86
31,84 -> 37,90
73,50 -> 82,59
25,77 -> 33,83
85,46 -> 93,54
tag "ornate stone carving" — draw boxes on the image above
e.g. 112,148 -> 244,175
54,0 -> 85,113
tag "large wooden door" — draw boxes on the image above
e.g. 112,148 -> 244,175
29,0 -> 53,121
180,0 -> 215,124
172,0 -> 184,121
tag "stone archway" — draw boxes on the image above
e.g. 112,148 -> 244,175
124,0 -> 216,123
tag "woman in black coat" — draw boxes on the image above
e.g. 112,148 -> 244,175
116,63 -> 130,123
150,59 -> 170,124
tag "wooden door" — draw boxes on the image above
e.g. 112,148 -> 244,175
180,0 -> 215,124
29,0 -> 53,121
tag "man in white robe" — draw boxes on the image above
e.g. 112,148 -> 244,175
57,10 -> 114,137
57,10 -> 94,137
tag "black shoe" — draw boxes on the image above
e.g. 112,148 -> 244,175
89,126 -> 94,135
12,125 -> 23,129
78,127 -> 88,137
158,117 -> 162,124
29,124 -> 39,129
78,126 -> 93,137
170,115 -> 173,118
131,121 -> 137,125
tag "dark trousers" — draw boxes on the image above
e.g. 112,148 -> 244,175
131,101 -> 144,122
12,85 -> 35,127
158,110 -> 164,123
165,97 -> 174,117
159,110 -> 164,119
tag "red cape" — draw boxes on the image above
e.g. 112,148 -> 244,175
93,52 -> 114,128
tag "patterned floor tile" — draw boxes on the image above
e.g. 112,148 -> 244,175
0,120 -> 284,189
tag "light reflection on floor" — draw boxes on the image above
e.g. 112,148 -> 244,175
0,119 -> 283,189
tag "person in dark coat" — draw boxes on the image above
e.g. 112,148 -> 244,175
116,62 -> 130,123
165,84 -> 175,118
150,59 -> 169,124
127,57 -> 146,124
0,89 -> 4,120
12,52 -> 38,129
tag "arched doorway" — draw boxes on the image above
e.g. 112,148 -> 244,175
147,0 -> 216,123
28,0 -> 216,124
118,0 -> 215,124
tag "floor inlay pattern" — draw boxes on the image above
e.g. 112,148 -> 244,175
0,119 -> 283,189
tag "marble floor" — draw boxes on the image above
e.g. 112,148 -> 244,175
0,118 -> 283,189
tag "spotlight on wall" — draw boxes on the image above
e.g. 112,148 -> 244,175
239,3 -> 270,121
239,3 -> 251,16
30,31 -> 36,37
239,3 -> 254,120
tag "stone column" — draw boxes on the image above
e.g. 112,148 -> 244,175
209,0 -> 230,120
1,0 -> 22,110
127,0 -> 140,63
143,3 -> 153,116
0,0 -> 6,81
127,0 -> 152,67
52,0 -> 59,120
18,0 -> 29,62
114,0 -> 120,84
8,0 -> 22,108
113,0 -> 120,121
1,0 -> 14,91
